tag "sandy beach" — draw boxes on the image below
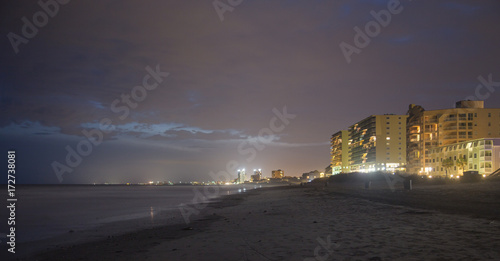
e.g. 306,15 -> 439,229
28,181 -> 500,260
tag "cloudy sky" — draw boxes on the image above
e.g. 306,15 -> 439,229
1,0 -> 500,184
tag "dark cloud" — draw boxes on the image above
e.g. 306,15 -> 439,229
1,0 -> 500,183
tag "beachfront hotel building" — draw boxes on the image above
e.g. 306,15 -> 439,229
406,100 -> 500,175
348,115 -> 407,173
425,138 -> 500,177
330,115 -> 407,174
330,130 -> 350,174
271,169 -> 284,179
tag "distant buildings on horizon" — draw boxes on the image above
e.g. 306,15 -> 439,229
250,169 -> 262,182
271,169 -> 284,179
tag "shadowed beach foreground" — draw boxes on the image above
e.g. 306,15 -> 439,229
35,181 -> 500,260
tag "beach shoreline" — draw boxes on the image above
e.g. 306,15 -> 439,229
13,181 -> 500,260
11,186 -> 285,261
1,183 -> 279,260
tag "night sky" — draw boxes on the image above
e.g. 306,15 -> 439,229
1,0 -> 500,184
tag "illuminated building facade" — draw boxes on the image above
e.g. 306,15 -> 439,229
330,130 -> 350,174
271,169 -> 284,179
237,169 -> 246,184
406,100 -> 500,175
251,169 -> 262,182
348,115 -> 407,173
425,138 -> 500,177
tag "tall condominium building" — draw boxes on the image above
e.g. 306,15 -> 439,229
271,169 -> 284,179
237,169 -> 246,184
425,138 -> 500,177
330,130 -> 350,174
348,115 -> 407,173
406,100 -> 500,175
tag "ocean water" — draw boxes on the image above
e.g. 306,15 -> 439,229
0,184 -> 260,245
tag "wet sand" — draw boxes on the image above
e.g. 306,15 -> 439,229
26,181 -> 500,260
